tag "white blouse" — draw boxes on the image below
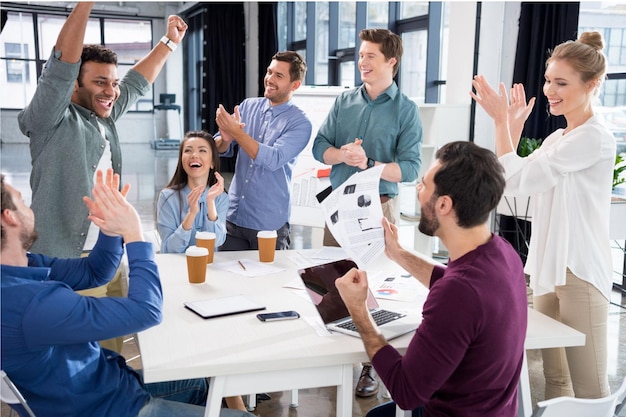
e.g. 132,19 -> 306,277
499,115 -> 616,299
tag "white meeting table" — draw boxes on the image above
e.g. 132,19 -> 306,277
136,249 -> 584,417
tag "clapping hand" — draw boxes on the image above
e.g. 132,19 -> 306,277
83,169 -> 143,242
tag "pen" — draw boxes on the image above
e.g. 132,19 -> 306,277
238,260 -> 247,271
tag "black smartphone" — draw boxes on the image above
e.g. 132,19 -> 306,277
256,311 -> 300,322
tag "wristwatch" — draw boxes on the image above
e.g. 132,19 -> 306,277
366,158 -> 375,169
160,36 -> 177,52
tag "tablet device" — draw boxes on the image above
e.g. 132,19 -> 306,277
184,295 -> 266,319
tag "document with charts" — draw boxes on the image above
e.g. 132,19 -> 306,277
319,165 -> 386,268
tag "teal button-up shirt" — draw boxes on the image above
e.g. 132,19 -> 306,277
312,82 -> 422,196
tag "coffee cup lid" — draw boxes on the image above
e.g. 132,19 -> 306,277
186,245 -> 209,256
195,231 -> 216,239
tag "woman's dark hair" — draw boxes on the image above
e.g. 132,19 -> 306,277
433,141 -> 505,228
167,130 -> 220,190
160,131 -> 220,219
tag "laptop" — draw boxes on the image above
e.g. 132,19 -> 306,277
298,259 -> 420,340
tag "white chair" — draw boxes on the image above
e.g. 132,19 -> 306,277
615,377 -> 626,416
0,370 -> 36,417
530,376 -> 626,417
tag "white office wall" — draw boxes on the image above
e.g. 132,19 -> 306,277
472,2 -> 521,152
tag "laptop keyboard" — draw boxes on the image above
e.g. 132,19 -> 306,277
336,309 -> 406,332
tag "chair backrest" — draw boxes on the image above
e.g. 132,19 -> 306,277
531,376 -> 626,417
613,376 -> 626,416
1,371 -> 37,417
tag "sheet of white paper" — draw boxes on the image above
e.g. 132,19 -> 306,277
368,271 -> 430,302
319,165 -> 386,268
212,259 -> 285,277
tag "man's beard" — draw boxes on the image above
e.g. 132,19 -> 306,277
20,228 -> 38,251
418,196 -> 439,237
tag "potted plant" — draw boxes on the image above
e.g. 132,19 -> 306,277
614,154 -> 626,193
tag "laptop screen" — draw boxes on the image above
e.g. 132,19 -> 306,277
298,259 -> 378,324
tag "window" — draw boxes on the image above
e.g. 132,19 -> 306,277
579,1 -> 626,152
0,7 -> 153,111
277,1 -> 446,103
5,43 -> 30,83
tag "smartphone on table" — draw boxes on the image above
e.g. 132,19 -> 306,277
256,311 -> 300,322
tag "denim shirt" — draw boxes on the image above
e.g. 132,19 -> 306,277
219,97 -> 312,231
18,48 -> 151,258
157,186 -> 229,253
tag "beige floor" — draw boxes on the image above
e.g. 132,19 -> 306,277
2,142 -> 626,416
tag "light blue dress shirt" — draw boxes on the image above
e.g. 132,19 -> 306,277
312,82 -> 422,196
157,186 -> 229,253
219,97 -> 312,231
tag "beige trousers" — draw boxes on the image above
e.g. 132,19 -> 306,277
323,197 -> 396,247
533,269 -> 610,399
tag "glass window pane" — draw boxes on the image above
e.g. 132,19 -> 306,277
315,2 -> 330,85
104,19 -> 152,64
340,61 -> 354,88
0,12 -> 35,59
400,2 -> 429,19
38,15 -> 100,57
1,59 -> 37,109
277,2 -> 288,51
368,2 -> 388,28
339,2 -> 356,48
295,2 -> 307,41
400,30 -> 427,102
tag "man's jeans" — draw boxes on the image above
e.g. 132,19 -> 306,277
138,378 -> 253,417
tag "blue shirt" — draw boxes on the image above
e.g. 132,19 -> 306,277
1,234 -> 161,417
157,186 -> 229,253
219,97 -> 312,231
312,83 -> 422,196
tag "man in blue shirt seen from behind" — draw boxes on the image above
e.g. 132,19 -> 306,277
215,51 -> 312,251
0,169 -> 254,417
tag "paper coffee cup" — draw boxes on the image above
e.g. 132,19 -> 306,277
195,231 -> 216,264
257,230 -> 277,263
185,246 -> 208,283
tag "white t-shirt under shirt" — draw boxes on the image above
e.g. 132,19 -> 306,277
498,115 -> 616,299
83,120 -> 113,252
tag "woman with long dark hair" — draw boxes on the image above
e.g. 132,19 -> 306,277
157,130 -> 227,253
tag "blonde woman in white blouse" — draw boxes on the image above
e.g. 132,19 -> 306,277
471,31 -> 615,400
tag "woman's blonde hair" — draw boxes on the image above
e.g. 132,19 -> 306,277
547,31 -> 607,84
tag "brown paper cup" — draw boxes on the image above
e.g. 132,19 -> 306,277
195,231 -> 216,264
186,246 -> 208,283
257,230 -> 277,263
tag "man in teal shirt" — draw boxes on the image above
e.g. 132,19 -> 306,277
312,28 -> 422,397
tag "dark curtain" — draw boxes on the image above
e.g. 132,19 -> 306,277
513,2 -> 580,141
202,3 -> 246,172
257,2 -> 278,96
203,3 -> 246,135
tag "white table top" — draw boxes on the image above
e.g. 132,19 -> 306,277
137,249 -> 584,384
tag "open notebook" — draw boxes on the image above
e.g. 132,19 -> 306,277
298,259 -> 419,340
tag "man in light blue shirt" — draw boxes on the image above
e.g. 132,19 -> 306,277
312,28 -> 422,398
215,51 -> 312,250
